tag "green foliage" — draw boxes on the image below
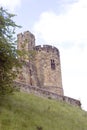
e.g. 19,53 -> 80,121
0,7 -> 21,95
0,92 -> 87,130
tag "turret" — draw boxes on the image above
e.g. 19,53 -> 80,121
17,31 -> 35,51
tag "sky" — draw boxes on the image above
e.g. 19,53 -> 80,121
0,0 -> 87,111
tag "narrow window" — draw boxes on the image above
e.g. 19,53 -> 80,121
51,59 -> 55,70
29,69 -> 32,85
29,69 -> 32,76
30,78 -> 32,85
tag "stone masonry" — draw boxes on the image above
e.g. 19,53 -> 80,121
15,30 -> 81,108
17,31 -> 64,96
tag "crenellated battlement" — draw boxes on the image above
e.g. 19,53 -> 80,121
35,45 -> 59,56
17,31 -> 35,41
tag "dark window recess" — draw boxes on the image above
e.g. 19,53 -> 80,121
30,78 -> 32,85
51,59 -> 55,70
29,69 -> 32,76
29,69 -> 32,85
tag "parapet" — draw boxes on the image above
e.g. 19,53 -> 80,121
23,31 -> 35,40
17,31 -> 35,42
35,45 -> 59,56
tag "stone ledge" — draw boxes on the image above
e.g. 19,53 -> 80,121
14,81 -> 81,108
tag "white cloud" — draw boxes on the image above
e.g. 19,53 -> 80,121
60,46 -> 87,110
34,0 -> 87,46
33,0 -> 87,110
0,0 -> 21,11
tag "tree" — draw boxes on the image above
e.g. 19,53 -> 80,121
0,7 -> 21,95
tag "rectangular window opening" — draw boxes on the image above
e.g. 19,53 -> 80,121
51,59 -> 55,70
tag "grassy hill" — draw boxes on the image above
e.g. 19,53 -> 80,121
0,92 -> 87,130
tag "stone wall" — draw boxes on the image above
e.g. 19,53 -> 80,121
34,45 -> 63,95
14,81 -> 81,108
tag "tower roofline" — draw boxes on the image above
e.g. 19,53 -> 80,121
35,45 -> 59,56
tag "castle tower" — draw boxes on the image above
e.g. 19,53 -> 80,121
17,31 -> 36,84
17,31 -> 64,96
35,45 -> 64,95
17,31 -> 35,51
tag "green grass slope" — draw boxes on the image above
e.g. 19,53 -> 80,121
0,92 -> 87,130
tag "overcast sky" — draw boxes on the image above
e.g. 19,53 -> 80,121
0,0 -> 87,111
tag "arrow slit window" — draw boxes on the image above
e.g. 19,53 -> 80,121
51,59 -> 55,70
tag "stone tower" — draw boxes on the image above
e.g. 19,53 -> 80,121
17,31 -> 35,51
17,31 -> 64,96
